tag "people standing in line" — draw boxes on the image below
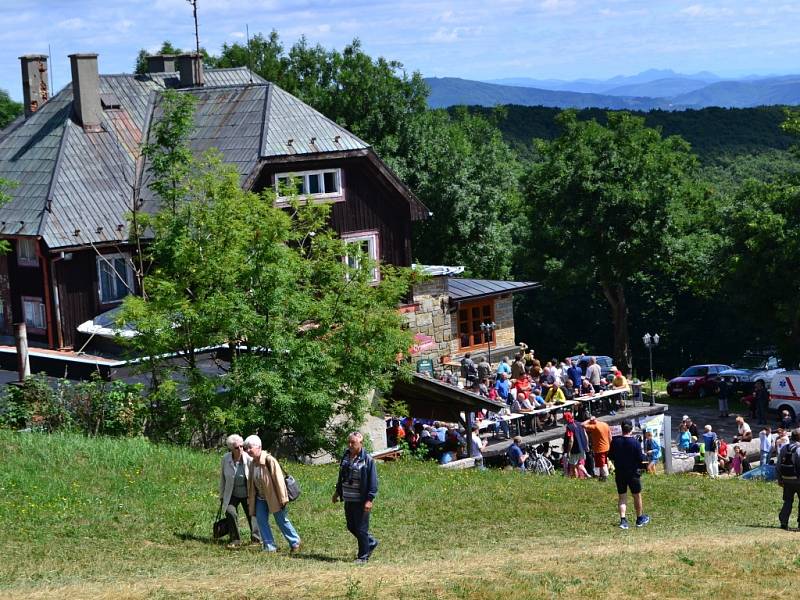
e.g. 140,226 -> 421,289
506,436 -> 528,472
644,431 -> 661,475
583,415 -> 611,481
219,434 -> 261,548
333,432 -> 379,564
754,380 -> 769,425
759,426 -> 773,466
702,425 -> 719,478
586,357 -> 602,392
244,435 -> 302,553
609,421 -> 650,529
777,428 -> 800,530
470,424 -> 488,469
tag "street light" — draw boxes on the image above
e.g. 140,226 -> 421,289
480,321 -> 497,364
642,332 -> 660,406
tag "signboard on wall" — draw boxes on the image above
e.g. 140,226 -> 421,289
410,333 -> 437,355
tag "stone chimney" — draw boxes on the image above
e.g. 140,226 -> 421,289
177,53 -> 204,88
146,54 -> 177,74
19,54 -> 49,118
69,53 -> 102,132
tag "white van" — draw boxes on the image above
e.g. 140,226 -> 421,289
769,371 -> 800,422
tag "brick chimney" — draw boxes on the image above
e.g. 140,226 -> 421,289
146,54 -> 177,74
69,53 -> 102,132
19,54 -> 49,118
177,53 -> 204,88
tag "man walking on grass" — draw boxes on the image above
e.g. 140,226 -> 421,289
777,428 -> 800,530
609,421 -> 650,530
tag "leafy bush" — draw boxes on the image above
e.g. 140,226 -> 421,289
0,374 -> 145,437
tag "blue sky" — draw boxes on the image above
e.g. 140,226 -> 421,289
1,0 -> 799,100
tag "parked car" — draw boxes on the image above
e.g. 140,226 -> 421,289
717,354 -> 785,393
569,355 -> 616,380
769,371 -> 800,422
666,364 -> 731,399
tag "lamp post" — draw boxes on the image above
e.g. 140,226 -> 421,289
642,332 -> 660,406
480,321 -> 497,364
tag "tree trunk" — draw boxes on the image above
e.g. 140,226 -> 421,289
601,281 -> 632,375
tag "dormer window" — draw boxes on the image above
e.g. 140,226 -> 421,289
275,169 -> 342,201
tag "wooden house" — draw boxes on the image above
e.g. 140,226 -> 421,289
0,53 -> 427,354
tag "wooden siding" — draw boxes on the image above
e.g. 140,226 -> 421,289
54,251 -> 96,349
6,243 -> 47,343
253,156 -> 413,267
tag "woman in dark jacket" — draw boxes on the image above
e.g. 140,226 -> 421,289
332,431 -> 378,563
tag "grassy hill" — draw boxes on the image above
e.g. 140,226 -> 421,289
1,430 -> 798,599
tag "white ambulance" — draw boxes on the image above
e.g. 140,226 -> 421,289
769,371 -> 800,422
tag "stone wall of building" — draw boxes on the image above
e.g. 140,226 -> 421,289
405,279 -> 518,365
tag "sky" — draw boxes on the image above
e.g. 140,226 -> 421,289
1,0 -> 799,101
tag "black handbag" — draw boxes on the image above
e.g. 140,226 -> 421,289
212,502 -> 229,539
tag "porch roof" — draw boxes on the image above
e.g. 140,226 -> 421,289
446,278 -> 540,303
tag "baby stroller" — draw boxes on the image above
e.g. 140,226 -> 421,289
524,443 -> 555,475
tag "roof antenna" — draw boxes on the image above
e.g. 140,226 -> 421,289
246,24 -> 253,84
48,43 -> 54,93
187,0 -> 201,82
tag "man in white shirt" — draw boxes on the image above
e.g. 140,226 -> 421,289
470,425 -> 488,468
586,357 -> 602,391
734,416 -> 752,442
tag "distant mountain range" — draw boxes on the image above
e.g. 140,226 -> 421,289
425,69 -> 800,110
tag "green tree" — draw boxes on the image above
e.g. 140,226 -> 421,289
389,108 -> 521,278
134,41 -> 183,74
0,88 -> 22,129
122,90 -> 412,451
522,111 -> 699,373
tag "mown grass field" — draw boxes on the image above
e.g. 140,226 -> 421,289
1,430 -> 799,600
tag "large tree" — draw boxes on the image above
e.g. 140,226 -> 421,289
122,91 -> 413,452
522,111 -> 699,373
389,108 -> 521,279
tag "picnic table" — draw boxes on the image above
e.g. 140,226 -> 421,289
477,413 -> 525,437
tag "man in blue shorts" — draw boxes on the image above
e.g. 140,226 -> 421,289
609,421 -> 650,530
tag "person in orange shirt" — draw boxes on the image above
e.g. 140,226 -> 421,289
583,415 -> 612,481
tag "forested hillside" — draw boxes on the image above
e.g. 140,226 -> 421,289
460,105 -> 797,162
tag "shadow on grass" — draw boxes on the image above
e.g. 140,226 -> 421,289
744,524 -> 797,530
290,552 -> 347,563
174,531 -> 220,545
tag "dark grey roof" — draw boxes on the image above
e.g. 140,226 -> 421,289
0,65 -> 380,250
446,278 -> 541,302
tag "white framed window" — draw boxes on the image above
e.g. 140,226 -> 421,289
22,296 -> 46,332
275,169 -> 342,201
97,254 -> 133,304
342,231 -> 380,283
17,238 -> 38,267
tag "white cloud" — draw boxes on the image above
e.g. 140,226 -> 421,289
57,17 -> 86,31
428,26 -> 483,43
229,31 -> 246,39
539,0 -> 576,13
680,4 -> 732,18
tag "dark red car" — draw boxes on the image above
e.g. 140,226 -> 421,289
666,364 -> 731,398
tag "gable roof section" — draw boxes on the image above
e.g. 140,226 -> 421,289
261,85 -> 368,157
447,278 -> 541,303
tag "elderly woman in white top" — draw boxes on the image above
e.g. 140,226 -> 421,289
219,434 -> 260,548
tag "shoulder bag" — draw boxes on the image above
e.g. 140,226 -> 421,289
212,501 -> 229,539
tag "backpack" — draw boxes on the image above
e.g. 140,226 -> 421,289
778,442 -> 800,480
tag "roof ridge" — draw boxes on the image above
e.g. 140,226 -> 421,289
259,83 -> 273,161
38,121 -> 70,237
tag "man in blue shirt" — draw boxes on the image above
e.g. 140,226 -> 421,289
609,421 -> 650,530
506,436 -> 528,471
495,372 -> 511,404
702,424 -> 719,478
566,359 -> 582,393
496,357 -> 512,378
